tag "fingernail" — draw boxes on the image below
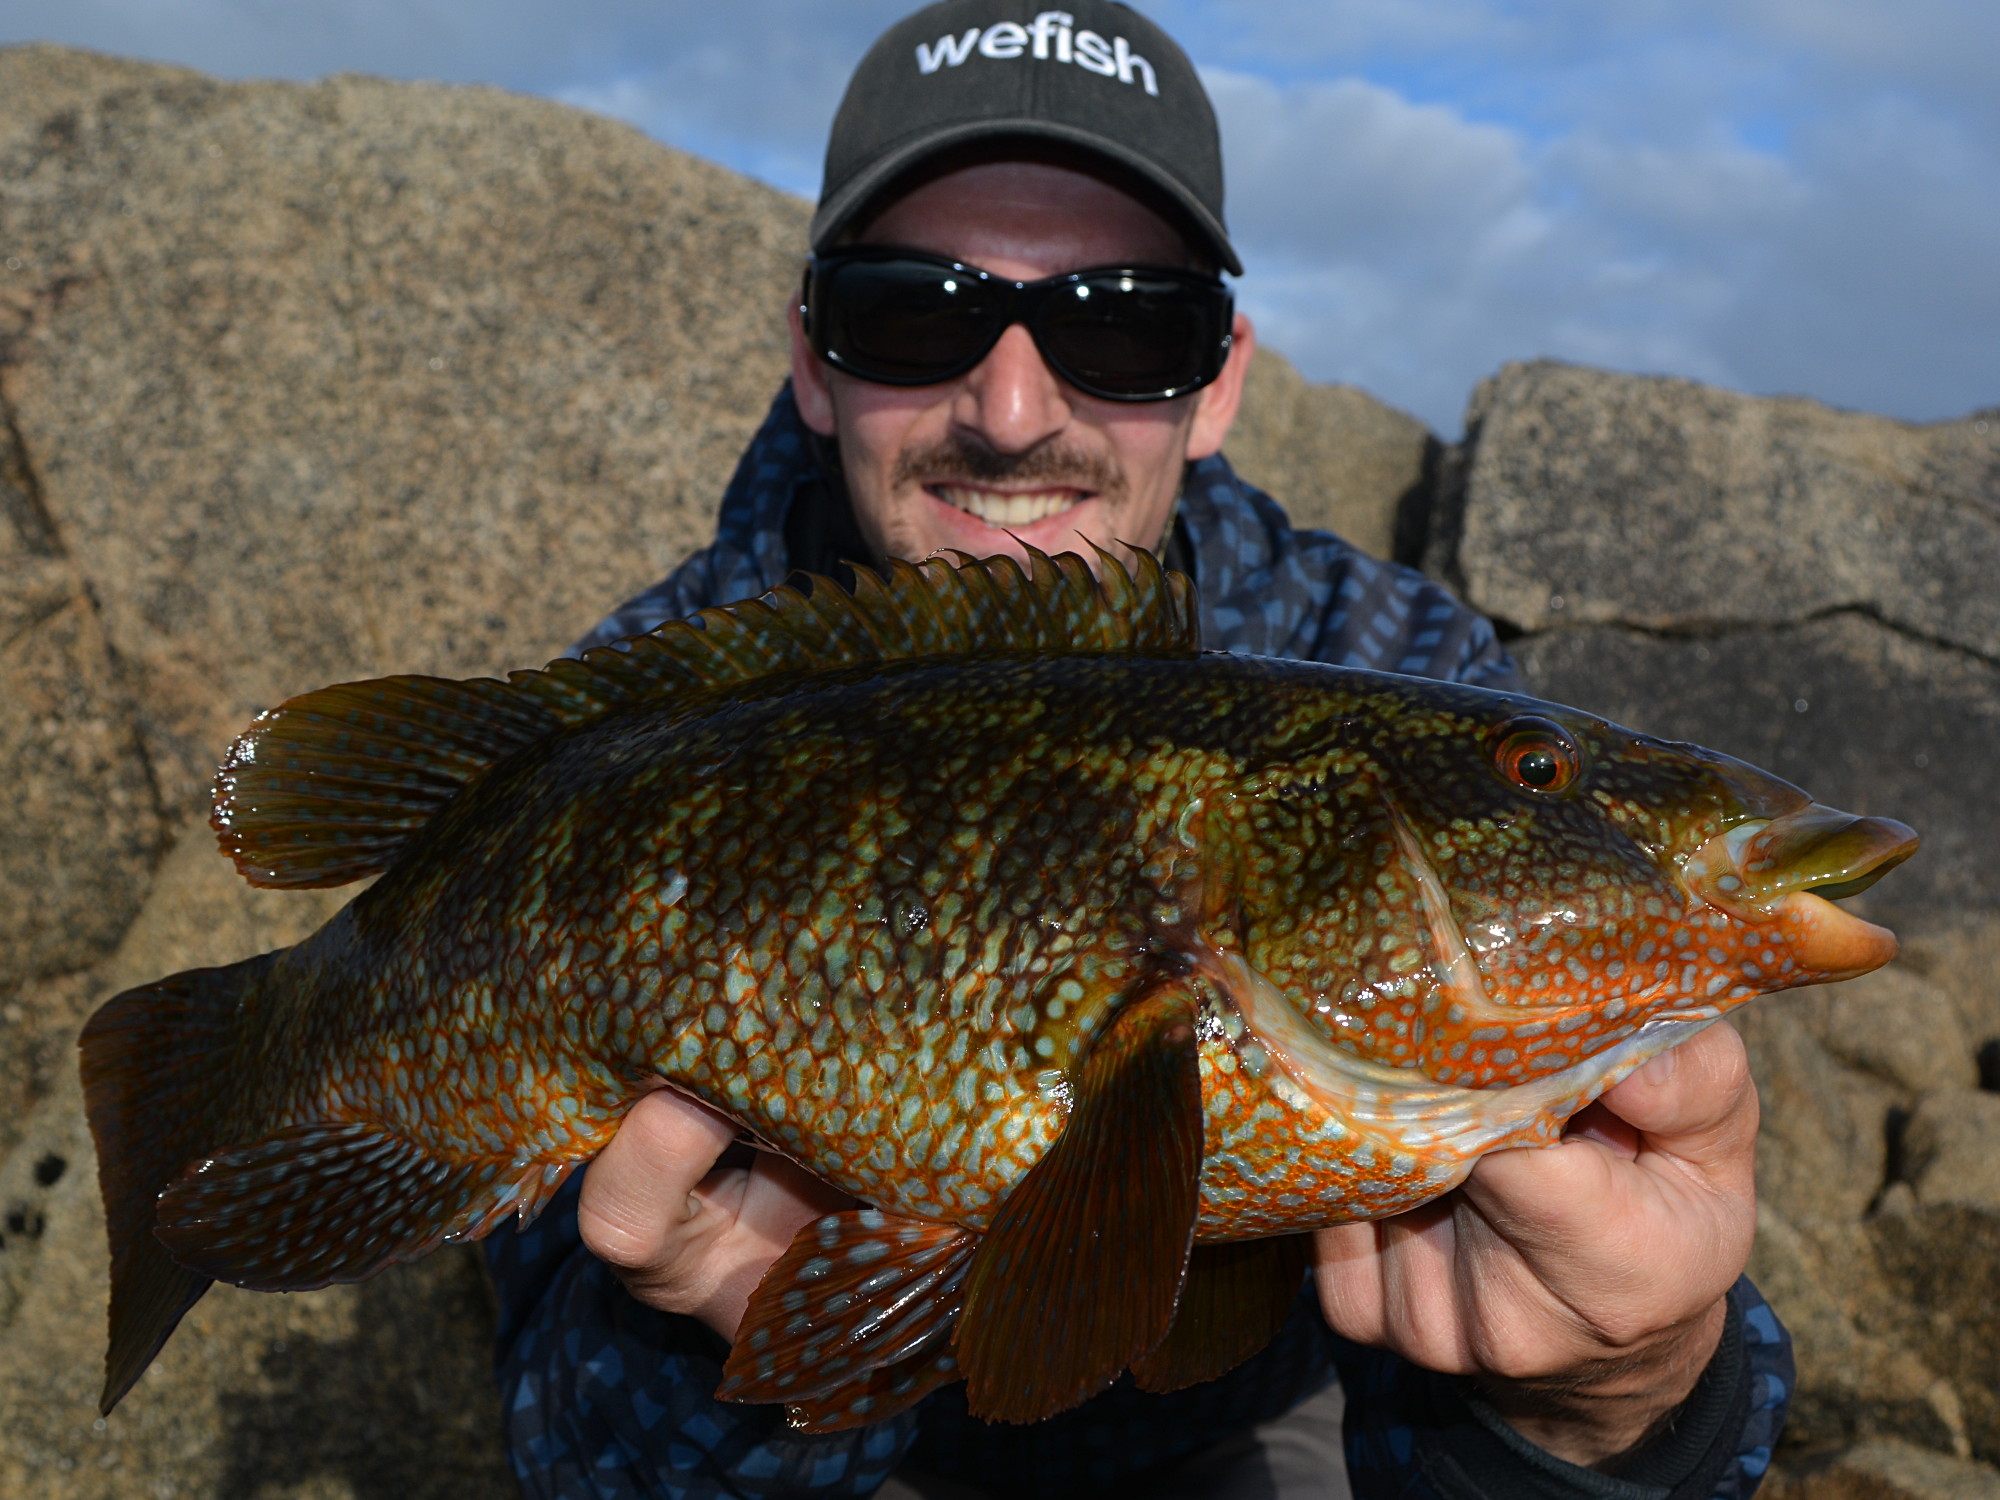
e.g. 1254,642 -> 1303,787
1641,1046 -> 1680,1085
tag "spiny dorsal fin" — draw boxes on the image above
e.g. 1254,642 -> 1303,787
213,546 -> 1199,887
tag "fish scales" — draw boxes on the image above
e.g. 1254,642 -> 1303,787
364,653 -> 1283,1227
81,547 -> 1917,1430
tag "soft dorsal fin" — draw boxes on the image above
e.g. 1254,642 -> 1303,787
213,547 -> 1199,887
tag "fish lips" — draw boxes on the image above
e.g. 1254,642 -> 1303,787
1685,803 -> 1919,979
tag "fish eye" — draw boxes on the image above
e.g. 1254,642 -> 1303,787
1493,718 -> 1581,794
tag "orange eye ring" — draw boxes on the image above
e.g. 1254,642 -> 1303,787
1493,718 -> 1582,794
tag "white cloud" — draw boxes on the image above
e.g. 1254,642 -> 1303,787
1204,69 -> 1533,264
1181,4 -> 2000,429
3,0 -> 1995,429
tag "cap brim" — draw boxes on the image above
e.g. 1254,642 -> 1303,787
810,118 -> 1243,277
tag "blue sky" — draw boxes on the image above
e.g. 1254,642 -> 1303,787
2,0 -> 1995,432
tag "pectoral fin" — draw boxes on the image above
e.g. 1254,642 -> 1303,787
1130,1233 -> 1312,1394
956,978 -> 1204,1424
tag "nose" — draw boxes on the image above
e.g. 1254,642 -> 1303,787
950,322 -> 1072,454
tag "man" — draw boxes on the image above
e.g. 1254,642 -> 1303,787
487,4 -> 1791,1496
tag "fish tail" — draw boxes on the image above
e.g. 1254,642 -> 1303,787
79,952 -> 278,1414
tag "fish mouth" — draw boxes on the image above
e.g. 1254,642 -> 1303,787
1685,804 -> 1918,978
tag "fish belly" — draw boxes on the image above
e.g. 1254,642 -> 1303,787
1194,1032 -> 1463,1238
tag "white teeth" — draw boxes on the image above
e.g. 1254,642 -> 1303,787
934,486 -> 1079,526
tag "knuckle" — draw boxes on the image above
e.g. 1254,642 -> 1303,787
577,1202 -> 675,1272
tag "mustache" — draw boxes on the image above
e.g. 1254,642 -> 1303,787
890,433 -> 1126,499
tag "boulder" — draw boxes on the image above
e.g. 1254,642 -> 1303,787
0,431 -> 164,997
0,44 -> 811,825
1508,615 -> 1998,930
1438,361 -> 2000,1491
1901,1092 -> 2000,1210
1442,359 -> 2000,657
1226,349 -> 1433,562
1767,1441 -> 2000,1500
0,42 -> 814,1500
1869,1204 -> 2000,1471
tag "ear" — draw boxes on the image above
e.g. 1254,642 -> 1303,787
788,298 -> 839,437
1183,312 -> 1255,463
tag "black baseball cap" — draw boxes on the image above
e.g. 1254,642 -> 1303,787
813,0 -> 1241,276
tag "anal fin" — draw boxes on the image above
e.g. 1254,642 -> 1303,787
1131,1233 -> 1312,1394
782,1343 -> 963,1434
956,978 -> 1204,1424
155,1121 -> 575,1291
718,1208 -> 975,1428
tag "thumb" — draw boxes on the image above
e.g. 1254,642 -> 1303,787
579,1089 -> 737,1268
1594,1022 -> 1758,1175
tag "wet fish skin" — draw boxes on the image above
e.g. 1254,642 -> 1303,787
80,548 -> 1915,1429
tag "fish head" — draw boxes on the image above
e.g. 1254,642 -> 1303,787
1228,678 -> 1918,1090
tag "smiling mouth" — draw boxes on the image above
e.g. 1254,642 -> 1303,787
930,484 -> 1088,527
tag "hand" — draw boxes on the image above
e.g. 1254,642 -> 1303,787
577,1089 -> 854,1340
1311,1021 -> 1759,1469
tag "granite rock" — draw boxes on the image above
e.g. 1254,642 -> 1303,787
1446,359 -> 2000,653
1870,1203 -> 2000,1470
0,42 -> 816,1500
1450,362 -> 2000,1488
0,45 -> 809,824
1900,1091 -> 2000,1211
1507,583 -> 1995,933
1226,349 -> 1433,562
1770,1441 -> 2000,1500
0,827 -> 511,1500
0,423 -> 165,995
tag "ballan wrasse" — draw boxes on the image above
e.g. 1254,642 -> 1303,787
81,549 -> 1916,1430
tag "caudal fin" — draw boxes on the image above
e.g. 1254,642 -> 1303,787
79,955 -> 274,1413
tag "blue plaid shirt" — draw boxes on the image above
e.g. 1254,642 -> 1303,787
490,384 -> 1792,1500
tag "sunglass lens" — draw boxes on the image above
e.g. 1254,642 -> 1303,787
1036,275 -> 1220,398
820,260 -> 996,382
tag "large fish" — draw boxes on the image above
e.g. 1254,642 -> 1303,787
81,549 -> 1915,1431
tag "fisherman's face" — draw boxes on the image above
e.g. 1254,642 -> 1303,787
789,160 -> 1255,571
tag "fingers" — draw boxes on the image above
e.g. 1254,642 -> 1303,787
577,1089 -> 736,1274
1312,1201 -> 1475,1373
1317,1027 -> 1759,1378
695,1153 -> 856,1339
1593,1022 -> 1759,1182
577,1090 -> 855,1342
1454,1026 -> 1757,1348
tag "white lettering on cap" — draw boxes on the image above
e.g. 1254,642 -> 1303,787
978,21 -> 1027,57
914,13 -> 1159,96
915,29 -> 981,72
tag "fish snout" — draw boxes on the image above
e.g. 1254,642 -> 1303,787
1686,804 -> 1919,911
1738,806 -> 1919,904
1684,803 -> 1918,980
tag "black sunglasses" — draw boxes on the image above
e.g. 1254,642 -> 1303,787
802,249 -> 1235,403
